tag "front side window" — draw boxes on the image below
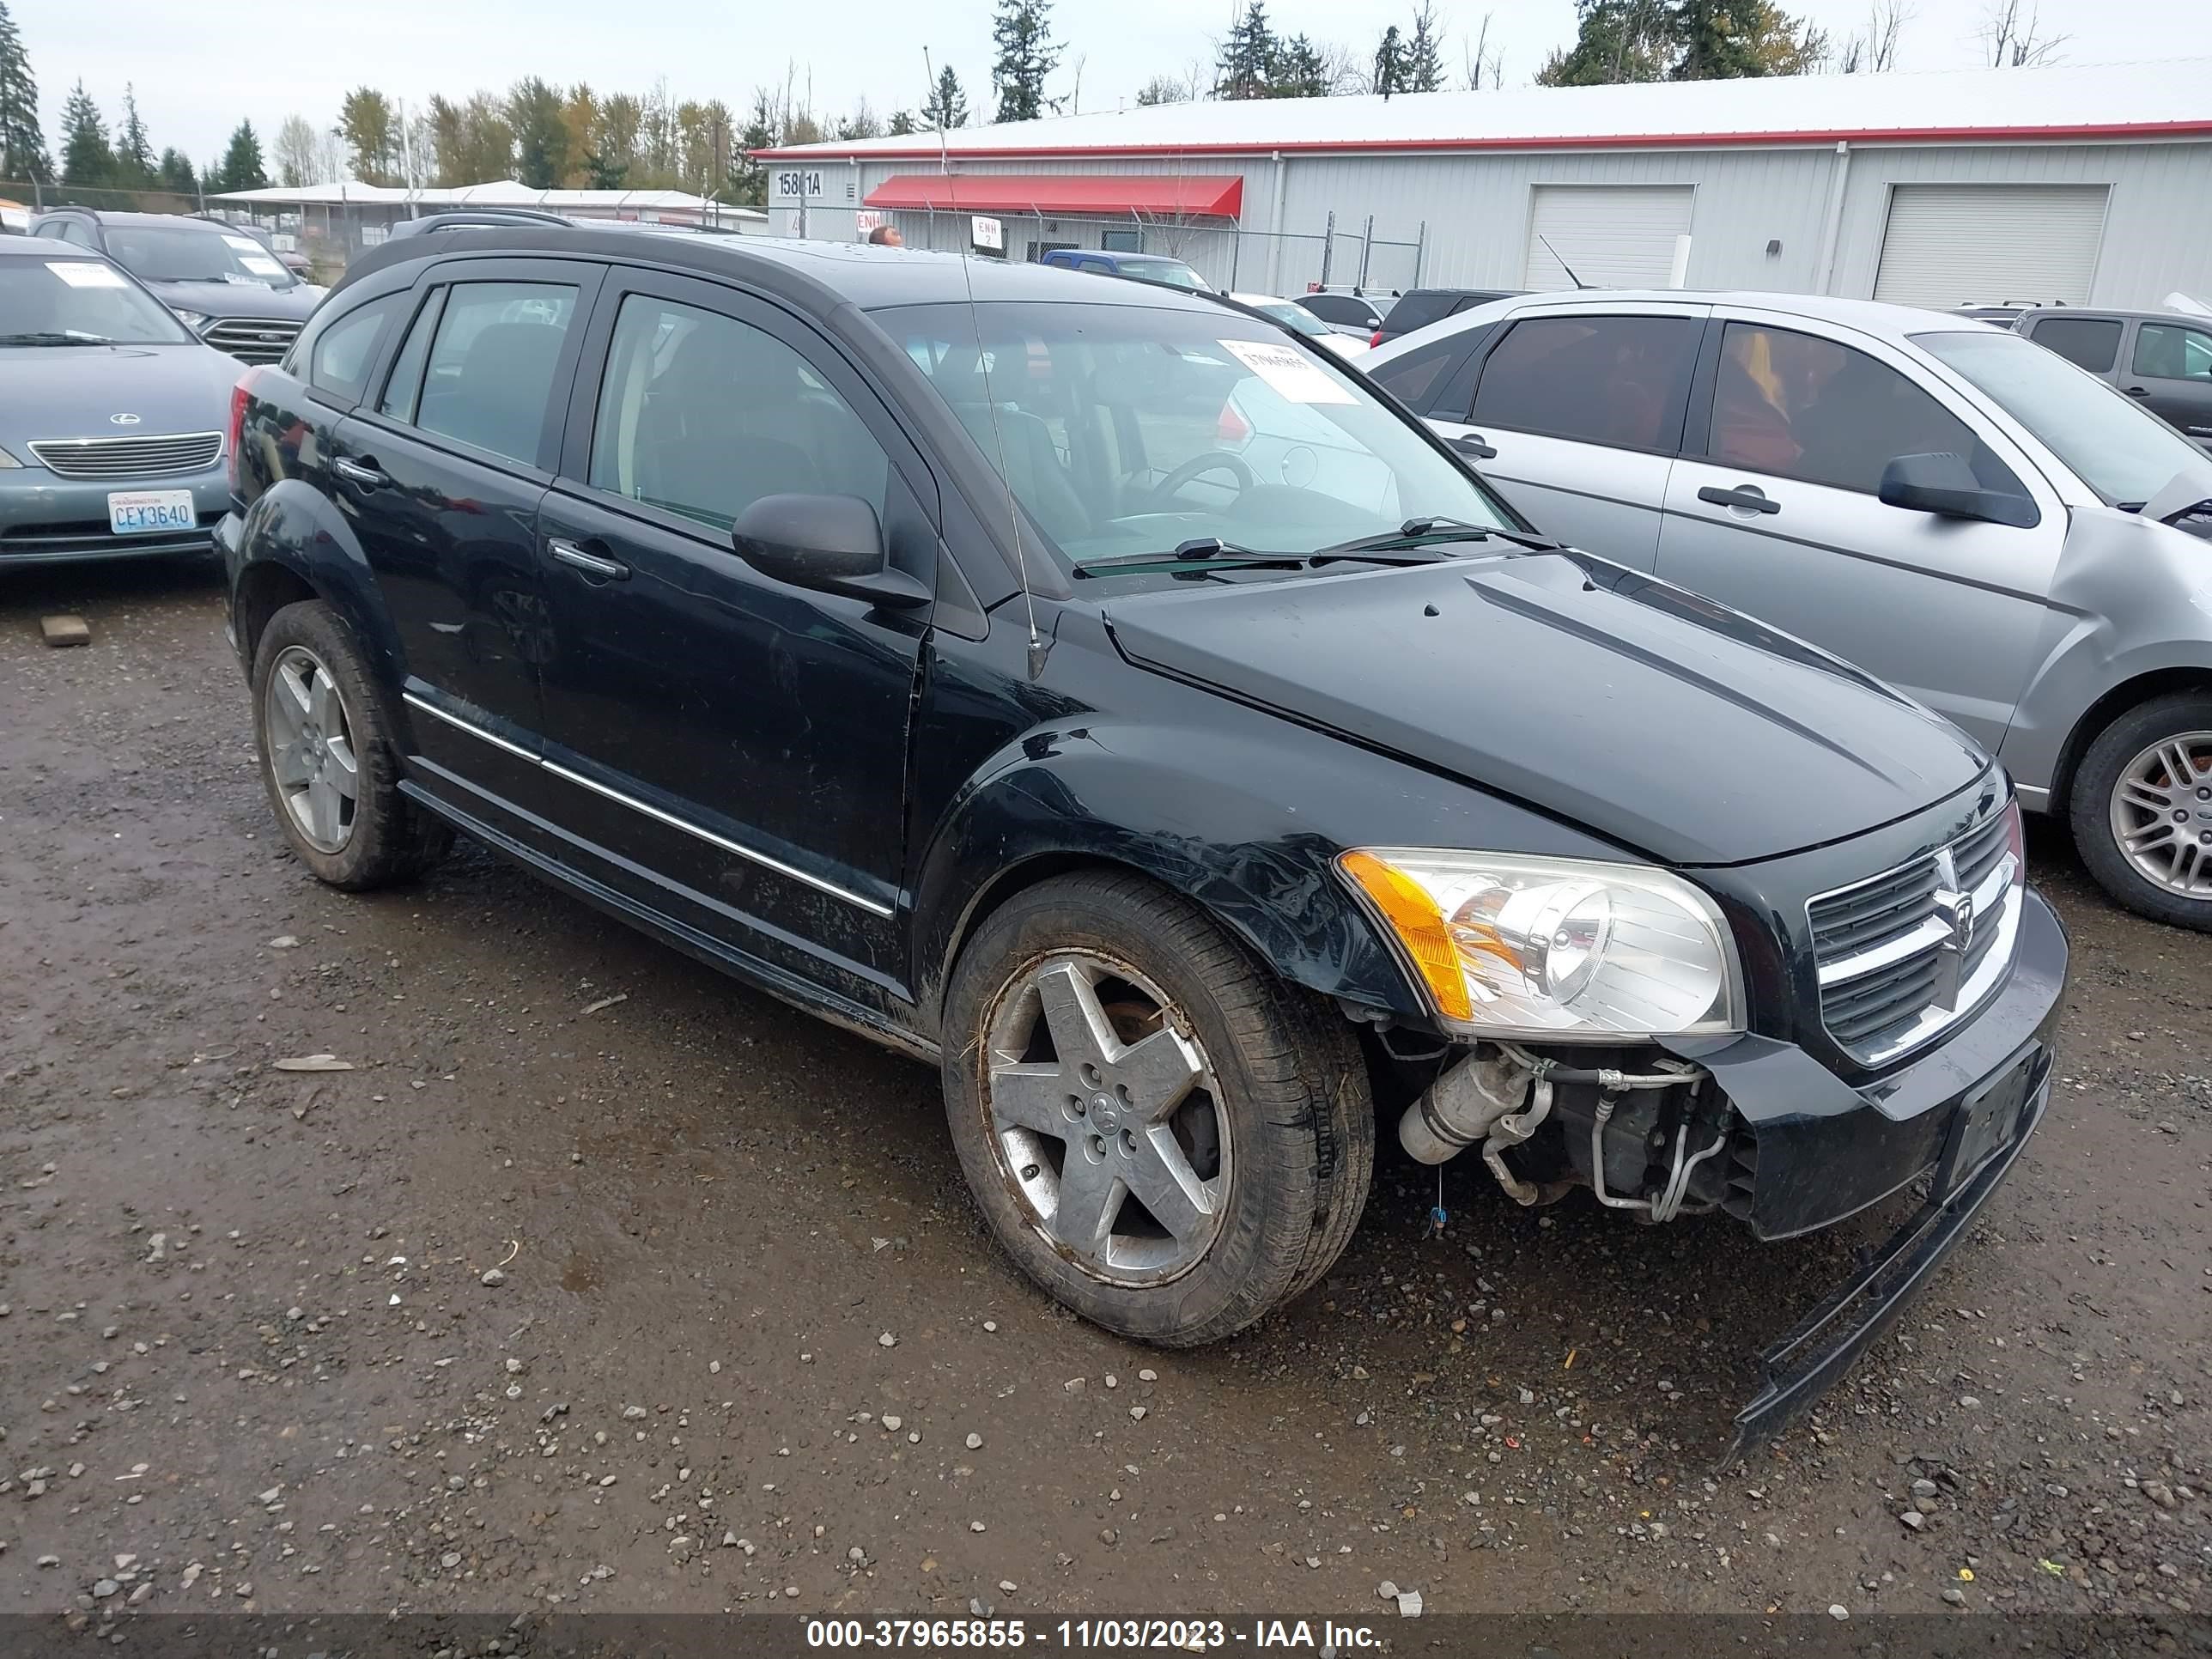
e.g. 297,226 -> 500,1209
589,294 -> 888,530
414,282 -> 577,465
2133,322 -> 2212,382
1472,314 -> 1699,453
307,294 -> 401,404
377,290 -> 446,424
0,256 -> 193,346
876,299 -> 1514,566
2030,316 -> 2122,374
1915,327 -> 2212,507
1707,323 -> 2023,499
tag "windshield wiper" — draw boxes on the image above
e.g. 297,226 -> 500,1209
1316,516 -> 1504,556
0,330 -> 116,346
1071,537 -> 1306,577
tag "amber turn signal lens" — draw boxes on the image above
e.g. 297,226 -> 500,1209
1339,849 -> 1474,1022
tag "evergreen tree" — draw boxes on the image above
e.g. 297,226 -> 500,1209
1537,0 -> 1824,84
1371,25 -> 1409,96
155,147 -> 196,194
583,145 -> 627,188
1215,0 -> 1279,100
114,83 -> 153,185
991,0 -> 1060,123
1535,0 -> 1674,83
0,0 -> 46,181
1269,34 -> 1329,96
886,108 -> 919,135
58,80 -> 112,185
216,119 -> 266,191
507,77 -> 570,189
733,88 -> 776,205
925,65 -> 969,131
1405,1 -> 1447,91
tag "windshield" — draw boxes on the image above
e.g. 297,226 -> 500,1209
877,299 -> 1516,567
1125,260 -> 1208,293
102,222 -> 297,289
0,257 -> 194,344
1914,328 -> 2209,507
1252,301 -> 1333,341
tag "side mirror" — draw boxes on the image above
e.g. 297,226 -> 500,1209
1877,453 -> 2038,529
730,493 -> 930,609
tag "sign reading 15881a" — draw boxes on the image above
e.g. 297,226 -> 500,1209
774,169 -> 824,200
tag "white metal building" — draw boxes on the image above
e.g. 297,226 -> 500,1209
753,59 -> 2212,308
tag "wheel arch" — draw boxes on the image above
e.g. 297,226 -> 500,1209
2048,667 -> 2212,815
229,477 -> 406,696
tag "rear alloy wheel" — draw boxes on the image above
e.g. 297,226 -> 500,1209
2072,692 -> 2212,931
251,599 -> 453,890
942,871 -> 1374,1346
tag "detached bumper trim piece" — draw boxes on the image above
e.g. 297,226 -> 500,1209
1723,1045 -> 2051,1465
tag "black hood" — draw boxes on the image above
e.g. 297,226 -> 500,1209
1103,552 -> 1988,866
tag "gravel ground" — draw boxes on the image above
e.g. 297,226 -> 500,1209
0,562 -> 2205,1634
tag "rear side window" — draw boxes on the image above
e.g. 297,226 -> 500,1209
1705,322 -> 2024,499
307,294 -> 401,404
413,282 -> 577,465
1301,295 -> 1371,327
2030,316 -> 2123,374
1382,293 -> 1457,336
1471,314 -> 1699,452
1366,337 -> 1463,411
2133,321 -> 2212,382
587,293 -> 888,531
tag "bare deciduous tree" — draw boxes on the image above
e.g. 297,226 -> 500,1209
1833,0 -> 1909,71
1980,0 -> 2067,66
1464,9 -> 1504,88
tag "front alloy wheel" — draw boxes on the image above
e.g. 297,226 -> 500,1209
264,644 -> 361,854
2107,730 -> 2212,898
983,953 -> 1229,1285
941,871 -> 1374,1346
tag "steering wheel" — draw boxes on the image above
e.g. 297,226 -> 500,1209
1147,451 -> 1256,510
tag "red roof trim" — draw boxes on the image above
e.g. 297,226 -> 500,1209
861,172 -> 1243,216
755,118 -> 2212,163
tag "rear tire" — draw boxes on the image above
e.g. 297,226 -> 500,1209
251,599 -> 452,890
941,871 -> 1374,1346
2070,691 -> 2212,931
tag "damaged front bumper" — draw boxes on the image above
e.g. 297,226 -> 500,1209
1674,887 -> 2067,1458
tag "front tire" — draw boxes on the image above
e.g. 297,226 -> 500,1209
2070,692 -> 2212,931
941,871 -> 1375,1346
251,599 -> 452,890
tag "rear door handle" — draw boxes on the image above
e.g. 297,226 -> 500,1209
1698,484 -> 1782,515
549,538 -> 629,581
2124,386 -> 2152,398
331,457 -> 385,489
1449,433 -> 1498,460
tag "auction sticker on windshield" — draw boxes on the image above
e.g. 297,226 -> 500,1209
1217,337 -> 1356,404
108,490 -> 197,536
47,261 -> 129,289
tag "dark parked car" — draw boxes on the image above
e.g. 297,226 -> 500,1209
1036,247 -> 1213,291
191,214 -> 314,280
32,208 -> 320,364
0,240 -> 240,566
221,232 -> 2064,1451
1370,287 -> 1525,348
1295,289 -> 1396,337
2015,307 -> 2212,449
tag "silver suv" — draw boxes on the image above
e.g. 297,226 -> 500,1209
1367,292 -> 2212,931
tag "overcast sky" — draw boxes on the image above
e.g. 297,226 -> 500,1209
12,0 -> 2180,172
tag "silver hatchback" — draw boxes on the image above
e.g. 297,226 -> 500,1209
1367,291 -> 2212,932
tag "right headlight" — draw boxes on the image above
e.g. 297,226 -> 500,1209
169,307 -> 210,330
1338,848 -> 1744,1040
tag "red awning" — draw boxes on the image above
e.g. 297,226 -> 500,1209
863,173 -> 1243,219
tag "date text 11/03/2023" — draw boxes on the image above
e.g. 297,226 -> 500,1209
803,1619 -> 1385,1650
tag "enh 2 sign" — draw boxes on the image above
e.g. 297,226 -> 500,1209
970,216 -> 1005,253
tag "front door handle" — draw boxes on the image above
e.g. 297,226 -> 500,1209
1698,483 -> 1782,515
1450,432 -> 1498,460
332,456 -> 386,489
549,538 -> 629,581
2124,385 -> 2152,398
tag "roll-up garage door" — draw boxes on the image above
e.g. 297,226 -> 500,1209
1873,184 -> 2107,308
1523,185 -> 1694,290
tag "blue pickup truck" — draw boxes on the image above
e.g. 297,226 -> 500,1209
1036,248 -> 1214,291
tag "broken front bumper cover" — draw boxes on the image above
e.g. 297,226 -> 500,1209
1670,890 -> 2067,1462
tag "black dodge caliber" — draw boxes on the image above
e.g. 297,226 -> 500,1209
219,230 -> 2065,1451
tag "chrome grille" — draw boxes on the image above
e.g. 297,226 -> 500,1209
202,316 -> 302,363
1808,807 -> 2022,1066
27,432 -> 224,480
